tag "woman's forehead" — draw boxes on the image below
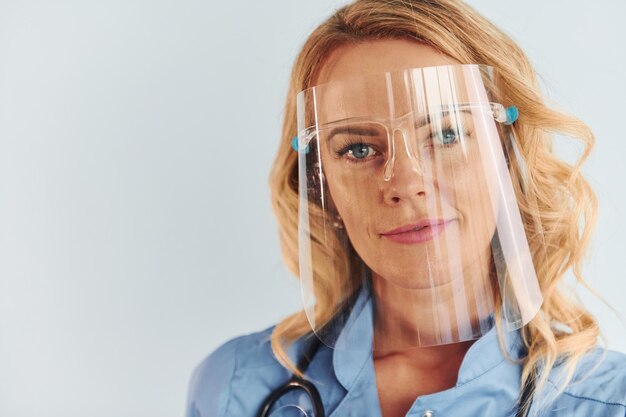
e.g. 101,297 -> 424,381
314,39 -> 461,86
311,42 -> 473,124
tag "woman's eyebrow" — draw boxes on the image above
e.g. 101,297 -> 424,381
327,125 -> 383,142
416,108 -> 472,126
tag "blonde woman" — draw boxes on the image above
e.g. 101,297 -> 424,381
186,1 -> 626,416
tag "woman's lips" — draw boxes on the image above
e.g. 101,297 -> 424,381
381,219 -> 454,244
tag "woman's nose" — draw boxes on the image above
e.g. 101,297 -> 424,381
382,128 -> 429,205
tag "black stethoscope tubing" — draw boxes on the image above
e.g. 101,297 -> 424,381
257,334 -> 535,417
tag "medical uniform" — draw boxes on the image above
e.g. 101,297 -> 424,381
185,289 -> 626,417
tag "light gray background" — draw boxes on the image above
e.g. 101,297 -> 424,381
0,1 -> 624,416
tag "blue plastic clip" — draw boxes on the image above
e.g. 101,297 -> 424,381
504,106 -> 519,125
291,135 -> 310,154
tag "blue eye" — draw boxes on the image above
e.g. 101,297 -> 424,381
348,144 -> 372,159
337,143 -> 378,162
437,128 -> 459,145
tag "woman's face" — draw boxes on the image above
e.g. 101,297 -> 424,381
313,39 -> 498,290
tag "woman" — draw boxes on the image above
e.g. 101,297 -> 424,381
186,1 -> 626,416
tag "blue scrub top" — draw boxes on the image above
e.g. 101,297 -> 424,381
186,290 -> 626,417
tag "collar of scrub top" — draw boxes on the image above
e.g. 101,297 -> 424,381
290,285 -> 528,393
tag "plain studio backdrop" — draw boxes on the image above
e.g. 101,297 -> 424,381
0,1 -> 624,416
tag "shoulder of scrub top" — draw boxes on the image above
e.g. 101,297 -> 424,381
185,325 -> 294,417
546,346 -> 626,412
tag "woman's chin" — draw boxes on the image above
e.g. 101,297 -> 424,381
372,267 -> 461,290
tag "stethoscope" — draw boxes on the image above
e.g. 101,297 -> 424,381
256,334 -> 536,417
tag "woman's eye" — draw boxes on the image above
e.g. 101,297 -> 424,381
436,128 -> 460,145
341,143 -> 377,160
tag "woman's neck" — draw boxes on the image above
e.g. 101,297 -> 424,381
369,253 -> 494,350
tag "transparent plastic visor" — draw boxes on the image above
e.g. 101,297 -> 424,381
295,64 -> 543,351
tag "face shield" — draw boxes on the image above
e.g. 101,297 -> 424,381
294,64 -> 544,351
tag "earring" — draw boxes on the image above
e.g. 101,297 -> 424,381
333,214 -> 344,230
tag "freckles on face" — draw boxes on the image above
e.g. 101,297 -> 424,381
321,128 -> 497,286
322,158 -> 380,239
309,39 -> 501,286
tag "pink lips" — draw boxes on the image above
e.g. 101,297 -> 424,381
380,218 -> 453,244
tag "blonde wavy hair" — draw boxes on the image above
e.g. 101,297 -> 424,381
268,0 -> 600,414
